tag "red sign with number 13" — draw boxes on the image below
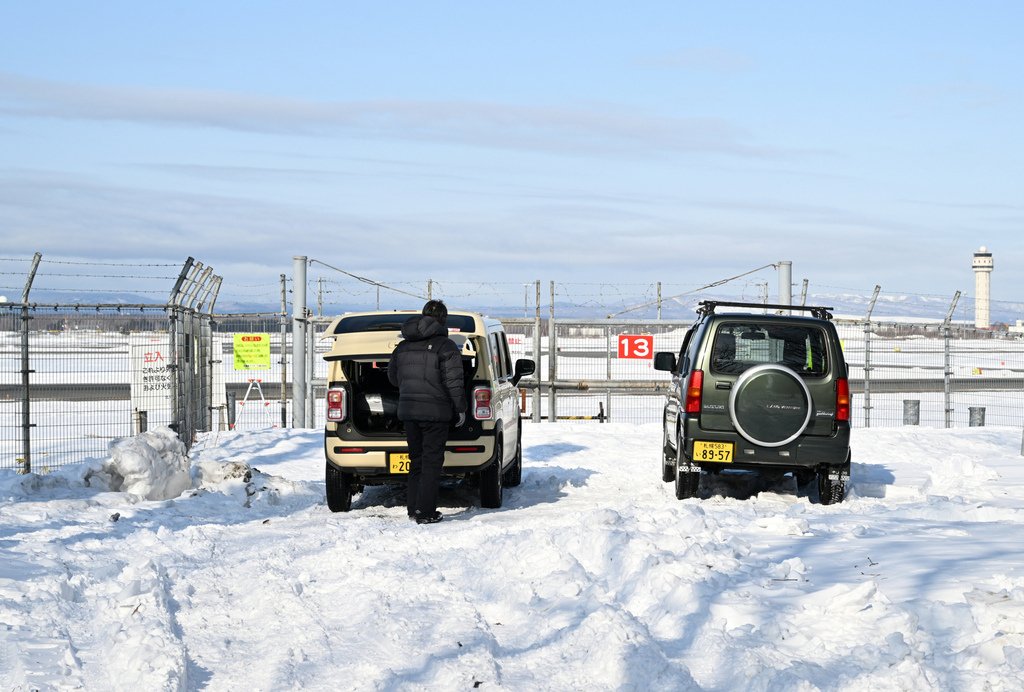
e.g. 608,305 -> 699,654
617,334 -> 654,359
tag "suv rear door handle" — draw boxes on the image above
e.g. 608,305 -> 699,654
716,381 -> 732,390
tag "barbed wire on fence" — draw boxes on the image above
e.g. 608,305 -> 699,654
4,253 -> 1023,326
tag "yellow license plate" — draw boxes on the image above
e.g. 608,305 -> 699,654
389,453 -> 411,474
693,441 -> 734,463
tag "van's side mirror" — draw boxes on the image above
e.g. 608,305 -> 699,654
512,358 -> 536,386
654,352 -> 676,372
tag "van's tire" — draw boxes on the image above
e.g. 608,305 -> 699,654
503,429 -> 523,487
661,425 -> 675,483
674,430 -> 700,500
729,364 -> 812,447
816,454 -> 851,505
325,462 -> 354,512
480,438 -> 504,508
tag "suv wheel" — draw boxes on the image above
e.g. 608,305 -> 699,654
674,430 -> 700,500
816,454 -> 851,505
503,429 -> 523,488
729,364 -> 812,447
480,438 -> 504,508
661,424 -> 675,483
325,462 -> 353,512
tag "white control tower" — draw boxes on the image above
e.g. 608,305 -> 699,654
972,246 -> 993,328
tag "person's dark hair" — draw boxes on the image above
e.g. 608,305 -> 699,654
422,299 -> 448,327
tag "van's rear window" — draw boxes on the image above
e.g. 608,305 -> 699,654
332,314 -> 476,334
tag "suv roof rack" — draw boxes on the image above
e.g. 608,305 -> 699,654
697,300 -> 834,321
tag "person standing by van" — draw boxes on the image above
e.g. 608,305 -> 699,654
388,300 -> 467,524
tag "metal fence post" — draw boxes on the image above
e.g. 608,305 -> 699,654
307,319 -> 316,426
167,306 -> 181,435
943,325 -> 953,428
943,291 -> 961,429
17,253 -> 41,474
533,279 -> 542,424
19,302 -> 31,474
863,320 -> 872,428
280,274 -> 288,429
548,281 -> 557,422
292,256 -> 308,428
862,286 -> 879,428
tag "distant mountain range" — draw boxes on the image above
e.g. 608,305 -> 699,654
12,289 -> 1024,325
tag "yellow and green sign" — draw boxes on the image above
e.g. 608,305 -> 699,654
233,333 -> 271,370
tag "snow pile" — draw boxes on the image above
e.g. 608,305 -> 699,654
91,426 -> 190,500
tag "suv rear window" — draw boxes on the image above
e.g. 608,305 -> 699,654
710,322 -> 829,376
332,314 -> 476,334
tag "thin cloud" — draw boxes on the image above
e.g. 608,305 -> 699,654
637,47 -> 755,74
0,71 -> 786,159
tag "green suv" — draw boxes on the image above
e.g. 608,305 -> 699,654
654,301 -> 851,504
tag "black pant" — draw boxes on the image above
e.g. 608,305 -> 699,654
404,420 -> 449,517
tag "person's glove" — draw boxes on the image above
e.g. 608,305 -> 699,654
455,412 -> 466,428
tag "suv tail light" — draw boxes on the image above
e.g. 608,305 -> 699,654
326,387 -> 347,422
836,377 -> 850,422
684,370 -> 704,414
473,386 -> 492,420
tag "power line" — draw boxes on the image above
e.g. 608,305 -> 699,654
605,263 -> 778,318
308,258 -> 427,301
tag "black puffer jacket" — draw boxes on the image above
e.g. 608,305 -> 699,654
387,316 -> 467,422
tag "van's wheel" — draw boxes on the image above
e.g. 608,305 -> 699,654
674,430 -> 700,500
480,438 -> 504,508
661,424 -> 675,483
816,455 -> 851,505
503,430 -> 523,487
325,462 -> 353,512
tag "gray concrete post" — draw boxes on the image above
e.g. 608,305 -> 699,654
902,399 -> 920,425
969,407 -> 986,427
778,260 -> 792,309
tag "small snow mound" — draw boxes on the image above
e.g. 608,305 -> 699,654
192,459 -> 252,486
99,427 -> 190,501
923,454 -> 998,496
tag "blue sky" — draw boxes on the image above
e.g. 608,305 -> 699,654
1,2 -> 1021,311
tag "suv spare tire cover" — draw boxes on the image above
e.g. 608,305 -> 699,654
728,364 -> 812,447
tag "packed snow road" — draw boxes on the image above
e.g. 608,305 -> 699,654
2,423 -> 1023,690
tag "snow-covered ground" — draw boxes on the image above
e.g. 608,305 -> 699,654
2,423 -> 1024,691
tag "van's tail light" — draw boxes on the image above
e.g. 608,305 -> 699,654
684,370 -> 704,414
836,377 -> 850,422
473,386 -> 492,420
327,387 -> 347,422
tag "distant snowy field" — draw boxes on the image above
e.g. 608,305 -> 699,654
2,423 -> 1024,690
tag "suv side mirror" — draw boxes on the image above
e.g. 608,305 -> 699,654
511,358 -> 536,386
654,352 -> 676,372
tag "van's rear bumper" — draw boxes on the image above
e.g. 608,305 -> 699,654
324,427 -> 499,480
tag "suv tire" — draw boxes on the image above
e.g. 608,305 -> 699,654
325,462 -> 354,512
729,364 -> 813,447
816,454 -> 851,505
480,438 -> 504,508
674,431 -> 700,499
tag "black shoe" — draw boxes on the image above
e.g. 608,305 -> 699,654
415,511 -> 443,525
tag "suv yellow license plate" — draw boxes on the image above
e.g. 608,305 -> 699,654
389,453 -> 411,474
693,441 -> 734,463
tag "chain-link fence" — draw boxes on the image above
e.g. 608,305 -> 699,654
6,251 -> 1024,473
